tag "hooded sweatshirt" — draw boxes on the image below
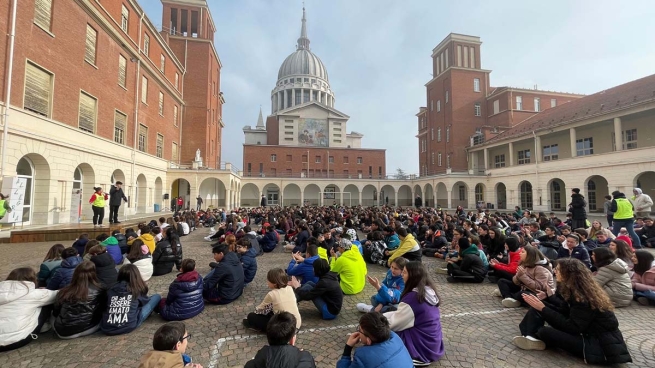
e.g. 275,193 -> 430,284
594,258 -> 633,307
139,233 -> 157,254
0,281 -> 58,347
330,247 -> 367,295
101,236 -> 123,265
632,188 -> 653,213
47,256 -> 83,290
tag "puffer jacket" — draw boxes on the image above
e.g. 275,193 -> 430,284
47,256 -> 83,290
203,252 -> 244,304
72,238 -> 88,257
160,270 -> 204,321
53,285 -> 106,337
0,281 -> 58,347
37,259 -> 62,287
101,236 -> 124,265
387,234 -> 420,265
260,230 -> 279,252
557,243 -> 592,269
125,255 -> 153,281
240,247 -> 258,285
513,260 -> 556,296
152,239 -> 182,276
90,251 -> 118,289
113,233 -> 129,254
594,259 -> 633,307
245,344 -> 316,368
631,266 -> 655,291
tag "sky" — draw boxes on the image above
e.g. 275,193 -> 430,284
140,0 -> 655,174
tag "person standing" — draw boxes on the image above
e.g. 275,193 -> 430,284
196,195 -> 203,211
603,195 -> 614,228
568,188 -> 587,229
176,197 -> 184,212
610,191 -> 642,248
414,195 -> 422,208
109,181 -> 127,224
89,187 -> 108,228
631,188 -> 653,218
260,194 -> 267,207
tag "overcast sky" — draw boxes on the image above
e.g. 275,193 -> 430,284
140,0 -> 655,174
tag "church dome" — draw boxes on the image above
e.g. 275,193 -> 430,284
278,49 -> 329,81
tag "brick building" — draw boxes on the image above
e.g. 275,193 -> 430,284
417,33 -> 584,176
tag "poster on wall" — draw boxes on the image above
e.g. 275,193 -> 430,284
0,176 -> 27,224
70,189 -> 82,223
323,187 -> 335,199
298,118 -> 328,147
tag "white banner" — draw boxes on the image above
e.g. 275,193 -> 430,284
1,176 -> 28,224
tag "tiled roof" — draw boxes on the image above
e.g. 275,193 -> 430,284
482,74 -> 655,146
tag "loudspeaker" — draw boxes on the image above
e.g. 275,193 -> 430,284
163,193 -> 169,199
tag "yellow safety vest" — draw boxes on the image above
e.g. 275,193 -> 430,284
613,198 -> 633,220
92,193 -> 105,207
0,199 -> 7,217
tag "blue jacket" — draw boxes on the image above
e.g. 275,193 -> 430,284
293,230 -> 310,253
286,255 -> 319,285
38,259 -> 62,287
557,243 -> 592,269
240,248 -> 258,284
373,270 -> 405,305
260,231 -> 278,252
47,256 -> 83,290
384,234 -> 401,250
337,331 -> 413,368
160,270 -> 204,321
203,252 -> 244,304
72,238 -> 88,257
100,281 -> 151,335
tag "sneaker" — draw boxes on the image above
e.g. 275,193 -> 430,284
502,298 -> 521,308
204,236 -> 213,242
435,267 -> 448,275
512,335 -> 546,350
637,297 -> 650,306
412,359 -> 431,367
39,321 -> 52,333
492,289 -> 502,297
356,303 -> 373,313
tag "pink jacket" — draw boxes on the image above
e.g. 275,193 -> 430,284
632,266 -> 655,292
513,261 -> 556,296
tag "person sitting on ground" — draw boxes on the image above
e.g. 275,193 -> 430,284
100,234 -> 124,266
125,239 -> 153,281
259,225 -> 279,253
72,234 -> 88,258
289,259 -> 343,320
486,227 -> 507,260
494,245 -> 555,308
532,225 -> 561,261
609,238 -> 635,270
82,240 -> 100,261
557,233 -> 592,269
47,247 -> 83,290
386,227 -> 421,264
112,230 -> 129,254
152,228 -> 183,276
595,231 -> 613,247
203,244 -> 244,305
591,247 -> 632,308
88,245 -> 118,289
159,259 -> 204,321
488,237 -> 521,282
363,231 -> 388,265
338,311 -> 413,368
357,257 -> 407,313
244,269 -> 301,332
178,217 -> 191,237
382,226 -> 401,252
285,222 -> 310,253
383,261 -> 444,366
136,225 -> 157,254
330,238 -> 367,295
631,250 -> 655,306
445,237 -> 486,283
138,321 -> 203,368
513,259 -> 632,365
38,243 -> 65,287
573,228 -> 598,251
286,243 -> 319,285
100,264 -> 162,335
236,237 -> 258,285
420,225 -> 448,257
53,260 -> 106,339
0,267 -> 58,352
242,225 -> 262,256
244,312 -> 316,368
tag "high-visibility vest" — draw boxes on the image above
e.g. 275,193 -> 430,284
92,193 -> 105,207
613,198 -> 633,220
0,200 -> 7,217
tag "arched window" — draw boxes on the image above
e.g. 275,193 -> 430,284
587,180 -> 597,211
551,181 -> 561,210
475,184 -> 484,202
16,157 -> 34,223
73,167 -> 83,190
520,181 -> 533,209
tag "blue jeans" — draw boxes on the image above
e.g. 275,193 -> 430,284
611,218 -> 642,248
299,282 -> 337,320
138,294 -> 162,327
370,295 -> 398,312
634,290 -> 655,305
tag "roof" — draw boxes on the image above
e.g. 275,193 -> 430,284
277,7 -> 329,81
480,74 -> 655,146
487,86 -> 585,99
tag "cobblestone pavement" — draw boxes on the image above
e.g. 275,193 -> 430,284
1,228 -> 654,368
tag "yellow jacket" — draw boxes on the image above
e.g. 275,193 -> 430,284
388,233 -> 419,266
330,248 -> 367,294
139,233 -> 156,254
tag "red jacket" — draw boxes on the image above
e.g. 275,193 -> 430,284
88,193 -> 108,204
492,250 -> 520,274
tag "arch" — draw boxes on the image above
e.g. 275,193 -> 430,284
263,183 -> 281,206
283,183 -> 301,206
154,177 -> 163,211
495,182 -> 507,209
548,178 -> 566,211
303,184 -> 321,206
322,184 -> 341,206
362,184 -> 378,207
398,185 -> 412,207
474,183 -> 485,209
16,154 -> 51,224
380,185 -> 396,207
436,182 -> 448,208
240,183 -> 260,207
74,163 -> 95,222
519,181 -> 533,210
111,169 -> 125,186
452,181 -> 469,209
584,175 -> 609,212
635,171 -> 655,204
199,178 -> 227,209
413,184 -> 423,207
343,184 -> 359,206
136,174 -> 148,213
170,179 -> 191,211
424,184 -> 434,208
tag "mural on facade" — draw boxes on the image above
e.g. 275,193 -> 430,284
298,118 -> 328,147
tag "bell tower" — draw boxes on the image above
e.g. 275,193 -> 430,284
161,0 -> 216,41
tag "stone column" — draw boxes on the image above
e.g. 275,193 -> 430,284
535,135 -> 542,162
614,117 -> 622,151
358,191 -> 363,206
508,142 -> 514,166
483,148 -> 489,170
570,128 -> 577,157
292,88 -> 296,106
225,189 -> 231,210
447,190 -> 452,209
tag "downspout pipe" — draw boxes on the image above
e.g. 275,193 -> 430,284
1,0 -> 18,178
131,13 -> 145,209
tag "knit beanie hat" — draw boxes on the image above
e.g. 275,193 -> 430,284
101,236 -> 119,246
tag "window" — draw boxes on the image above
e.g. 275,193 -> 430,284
624,129 -> 638,149
85,24 -> 97,65
78,91 -> 97,133
431,152 -> 435,165
587,180 -> 597,211
437,100 -> 441,112
138,124 -> 147,152
494,154 -> 505,168
173,105 -> 178,126
114,110 -> 126,144
576,138 -> 593,156
474,78 -> 480,92
431,128 -> 434,141
421,139 -> 426,153
445,91 -> 449,103
172,142 -> 178,162
458,185 -> 465,200
493,99 -> 499,114
551,99 -> 557,108
271,154 -> 277,162
158,92 -> 164,115
143,34 -> 150,57
34,0 -> 53,31
315,156 -> 321,163
438,152 -> 442,166
520,181 -> 533,209
175,73 -> 179,90
516,96 -> 522,110
160,54 -> 165,72
474,103 -> 481,116
446,127 -> 450,142
357,157 -> 363,164
518,149 -> 531,165
329,156 -> 334,164
447,154 -> 451,168
302,155 -> 307,163
118,55 -> 127,87
543,144 -> 559,161
437,127 -> 442,142
24,62 -> 52,117
141,76 -> 148,103
343,156 -> 349,164
121,4 -> 129,32
534,97 -> 540,112
286,155 -> 292,162
156,134 -> 163,158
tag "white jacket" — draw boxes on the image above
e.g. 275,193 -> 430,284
124,256 -> 153,281
0,281 -> 57,346
632,189 -> 653,213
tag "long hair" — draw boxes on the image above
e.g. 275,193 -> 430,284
43,244 -> 65,262
556,258 -> 614,312
519,245 -> 543,267
400,261 -> 440,306
83,240 -> 100,257
57,261 -> 102,304
611,239 -> 634,264
633,250 -> 655,276
591,247 -> 616,268
117,264 -> 148,298
6,267 -> 37,284
127,239 -> 146,262
166,227 -> 179,256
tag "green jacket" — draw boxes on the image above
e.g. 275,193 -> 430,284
330,248 -> 367,294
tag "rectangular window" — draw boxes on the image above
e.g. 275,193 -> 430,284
138,124 -> 147,152
551,98 -> 557,108
474,103 -> 481,116
315,156 -> 321,163
624,129 -> 638,149
431,152 -> 435,165
286,154 -> 292,162
118,55 -> 127,87
271,154 -> 277,162
493,100 -> 499,115
446,127 -> 450,142
329,156 -> 334,163
576,138 -> 593,156
144,34 -> 150,57
437,128 -> 442,142
85,24 -> 97,65
121,4 -> 129,32
445,90 -> 449,103
24,61 -> 52,117
158,92 -> 164,115
172,142 -> 178,162
457,45 -> 462,66
343,156 -> 349,164
34,0 -> 53,31
474,78 -> 480,92
141,76 -> 148,103
156,134 -> 163,158
437,100 -> 441,112
114,110 -> 126,144
78,91 -> 97,133
438,152 -> 442,166
431,128 -> 434,141
494,154 -> 506,168
463,46 -> 469,68
173,105 -> 178,126
302,155 -> 307,163
534,97 -> 541,112
516,96 -> 523,110
543,144 -> 559,161
175,73 -> 179,90
470,47 -> 475,68
518,149 -> 531,165
160,54 -> 165,72
357,157 -> 363,164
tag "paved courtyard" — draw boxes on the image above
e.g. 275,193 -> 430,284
1,227 -> 654,367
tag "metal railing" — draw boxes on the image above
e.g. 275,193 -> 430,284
168,161 -> 240,175
241,172 -> 421,180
